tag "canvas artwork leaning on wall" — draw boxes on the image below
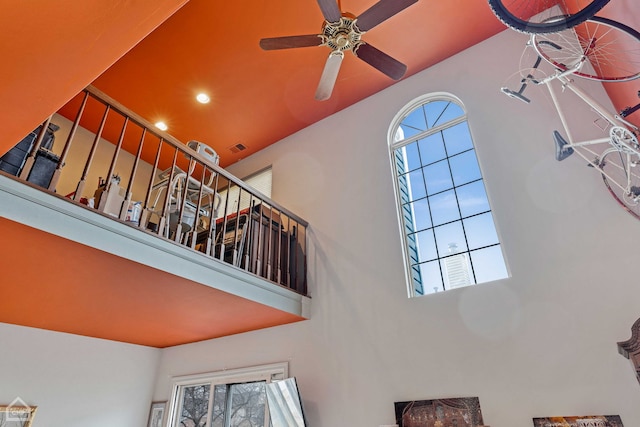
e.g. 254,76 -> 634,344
532,415 -> 624,427
394,397 -> 487,427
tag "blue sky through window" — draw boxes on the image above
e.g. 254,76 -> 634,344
392,95 -> 508,296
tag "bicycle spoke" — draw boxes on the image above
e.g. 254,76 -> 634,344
533,17 -> 640,81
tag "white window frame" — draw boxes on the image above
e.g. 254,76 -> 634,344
166,362 -> 288,427
388,92 -> 508,297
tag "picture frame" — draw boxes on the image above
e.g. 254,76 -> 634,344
395,397 -> 487,427
0,405 -> 38,427
147,401 -> 167,427
533,415 -> 624,427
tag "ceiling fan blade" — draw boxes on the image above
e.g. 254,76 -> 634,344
354,43 -> 407,80
356,0 -> 419,32
317,0 -> 342,23
259,35 -> 323,50
315,52 -> 344,101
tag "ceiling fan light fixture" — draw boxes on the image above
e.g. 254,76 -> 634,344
196,93 -> 210,104
260,0 -> 419,100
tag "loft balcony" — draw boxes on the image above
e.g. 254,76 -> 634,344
0,86 -> 310,348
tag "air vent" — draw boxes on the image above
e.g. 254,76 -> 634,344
228,143 -> 247,153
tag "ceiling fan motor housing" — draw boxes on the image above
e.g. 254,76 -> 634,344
321,16 -> 363,52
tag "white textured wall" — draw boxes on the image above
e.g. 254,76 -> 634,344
0,323 -> 160,427
152,29 -> 640,426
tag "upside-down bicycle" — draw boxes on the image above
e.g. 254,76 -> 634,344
501,16 -> 640,218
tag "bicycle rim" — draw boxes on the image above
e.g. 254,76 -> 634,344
532,16 -> 640,81
488,0 -> 610,34
600,149 -> 640,220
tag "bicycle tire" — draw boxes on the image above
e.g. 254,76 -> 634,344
600,146 -> 640,221
532,16 -> 640,81
488,0 -> 610,34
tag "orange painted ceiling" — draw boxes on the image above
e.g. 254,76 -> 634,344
2,0 -> 638,348
0,0 -> 190,153
0,217 -> 304,348
88,0 -> 639,168
90,0 -> 509,168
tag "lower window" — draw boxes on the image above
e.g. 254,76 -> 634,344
167,362 -> 288,427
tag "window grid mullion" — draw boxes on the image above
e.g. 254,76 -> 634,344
456,191 -> 477,286
442,126 -> 477,286
409,208 -> 492,241
391,95 -> 507,296
403,177 -> 484,211
419,145 -> 474,169
438,129 -> 459,291
424,163 -> 438,288
438,242 -> 502,272
436,233 -> 446,291
422,167 -> 434,231
391,115 -> 467,151
224,384 -> 232,427
420,104 -> 429,132
430,101 -> 451,129
430,209 -> 491,231
416,147 -> 429,201
207,381 -> 215,427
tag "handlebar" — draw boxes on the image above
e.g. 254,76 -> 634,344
500,42 -> 579,105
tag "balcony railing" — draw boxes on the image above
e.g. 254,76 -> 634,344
0,85 -> 307,295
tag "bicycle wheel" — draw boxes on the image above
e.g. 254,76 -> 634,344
532,16 -> 640,81
488,0 -> 610,34
599,128 -> 640,220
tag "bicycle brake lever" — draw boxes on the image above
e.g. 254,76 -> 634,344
501,87 -> 531,104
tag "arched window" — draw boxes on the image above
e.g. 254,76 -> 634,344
389,93 -> 508,296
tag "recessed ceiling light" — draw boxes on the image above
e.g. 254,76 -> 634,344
196,93 -> 210,104
155,121 -> 168,131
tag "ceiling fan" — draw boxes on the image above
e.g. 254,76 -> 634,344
259,0 -> 419,101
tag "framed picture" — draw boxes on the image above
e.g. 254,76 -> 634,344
0,405 -> 38,427
395,397 -> 486,427
533,415 -> 624,427
148,401 -> 167,427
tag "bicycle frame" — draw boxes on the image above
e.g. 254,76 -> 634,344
502,54 -> 640,200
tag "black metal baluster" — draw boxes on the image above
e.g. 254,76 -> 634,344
159,148 -> 179,238
120,127 -> 146,222
141,137 -> 164,231
218,179 -> 232,261
19,115 -> 52,180
74,104 -> 110,202
49,91 -> 89,191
